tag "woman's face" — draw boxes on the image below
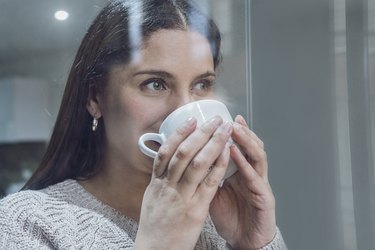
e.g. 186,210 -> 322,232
95,29 -> 216,174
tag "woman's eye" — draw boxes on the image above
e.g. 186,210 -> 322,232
192,80 -> 214,91
143,80 -> 166,91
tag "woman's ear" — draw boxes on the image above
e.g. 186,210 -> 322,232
87,84 -> 102,118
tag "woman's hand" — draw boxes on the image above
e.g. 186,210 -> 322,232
210,115 -> 276,249
134,116 -> 233,250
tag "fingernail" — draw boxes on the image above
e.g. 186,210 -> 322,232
222,121 -> 232,134
209,115 -> 223,126
238,115 -> 247,125
176,117 -> 196,134
181,117 -> 197,128
226,138 -> 234,147
184,117 -> 196,127
233,122 -> 241,131
186,116 -> 196,124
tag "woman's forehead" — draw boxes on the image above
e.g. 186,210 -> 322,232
136,29 -> 213,64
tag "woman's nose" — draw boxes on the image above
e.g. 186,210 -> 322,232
173,93 -> 195,109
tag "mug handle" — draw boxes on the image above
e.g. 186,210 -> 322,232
138,133 -> 165,158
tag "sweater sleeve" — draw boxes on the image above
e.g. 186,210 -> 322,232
259,227 -> 288,250
225,227 -> 288,250
199,216 -> 287,250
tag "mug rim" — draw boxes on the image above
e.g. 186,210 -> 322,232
159,99 -> 227,132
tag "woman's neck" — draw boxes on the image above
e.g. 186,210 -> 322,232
79,162 -> 151,222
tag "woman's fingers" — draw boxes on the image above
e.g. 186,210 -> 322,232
195,142 -> 231,200
232,116 -> 268,180
177,121 -> 232,197
235,115 -> 265,149
229,144 -> 265,194
230,143 -> 276,211
166,116 -> 224,184
154,114 -> 233,200
152,117 -> 197,178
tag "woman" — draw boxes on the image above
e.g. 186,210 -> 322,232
0,0 -> 287,249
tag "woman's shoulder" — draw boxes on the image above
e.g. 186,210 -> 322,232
0,188 -> 48,216
0,179 -> 90,226
0,187 -> 57,245
0,180 -> 135,249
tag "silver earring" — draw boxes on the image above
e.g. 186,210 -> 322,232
92,117 -> 98,131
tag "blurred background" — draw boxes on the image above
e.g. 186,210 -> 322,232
0,0 -> 374,249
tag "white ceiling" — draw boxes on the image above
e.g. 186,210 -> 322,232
0,0 -> 109,63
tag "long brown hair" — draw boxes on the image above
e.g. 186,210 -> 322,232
23,0 -> 222,190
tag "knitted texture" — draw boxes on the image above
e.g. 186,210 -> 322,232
0,179 -> 287,249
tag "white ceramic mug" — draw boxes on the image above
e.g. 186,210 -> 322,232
138,99 -> 237,180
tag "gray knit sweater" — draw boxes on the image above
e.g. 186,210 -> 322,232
0,179 -> 287,249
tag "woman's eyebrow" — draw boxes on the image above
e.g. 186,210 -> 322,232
133,70 -> 174,79
132,70 -> 216,80
196,71 -> 216,79
192,71 -> 216,82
